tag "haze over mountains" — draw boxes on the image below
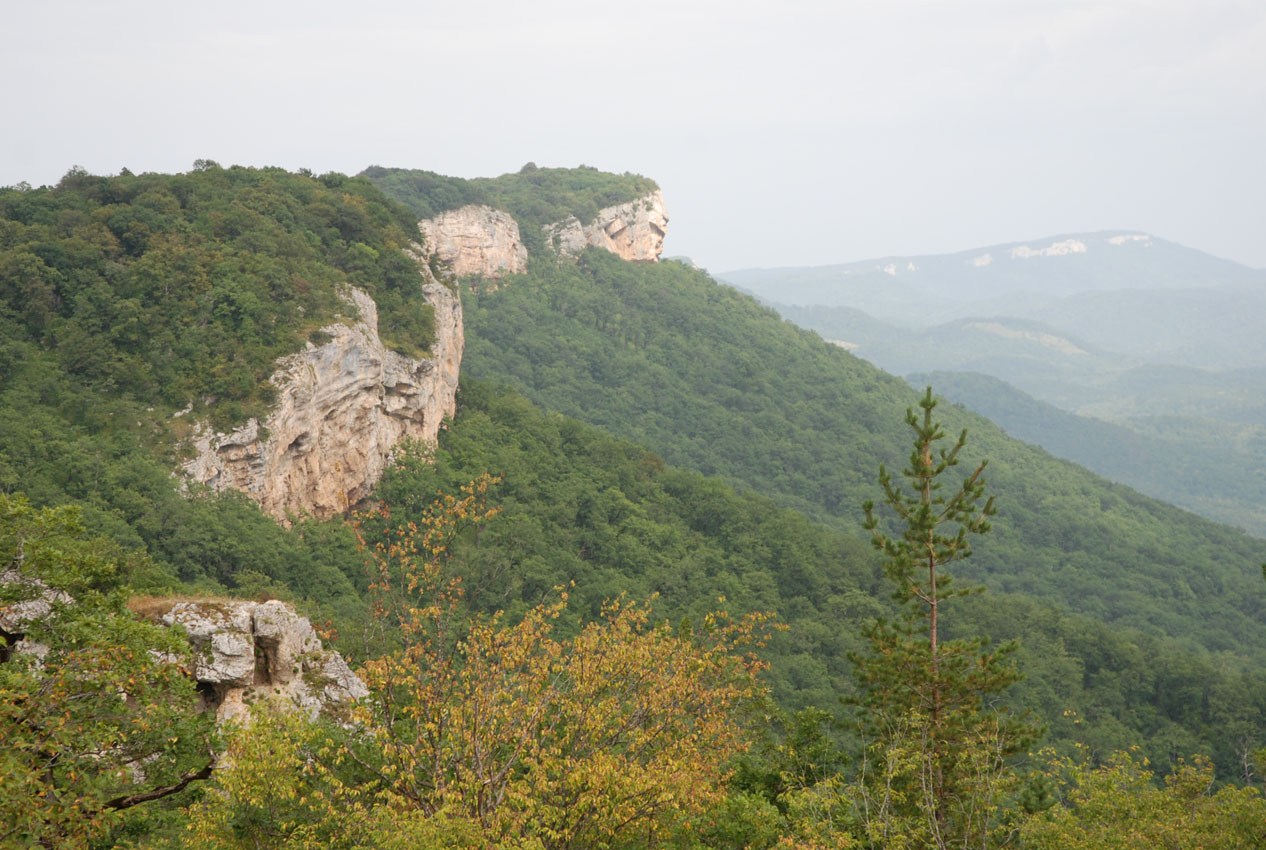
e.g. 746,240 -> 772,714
720,232 -> 1266,535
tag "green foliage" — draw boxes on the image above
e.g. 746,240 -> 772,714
911,369 -> 1266,537
455,247 -> 1266,668
1019,749 -> 1266,849
0,165 -> 434,431
848,390 -> 1040,848
370,380 -> 878,711
364,165 -> 658,254
0,495 -> 215,849
376,381 -> 1266,783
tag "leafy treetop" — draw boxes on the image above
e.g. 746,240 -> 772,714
0,164 -> 436,431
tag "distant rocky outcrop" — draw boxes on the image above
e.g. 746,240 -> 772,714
418,205 -> 528,278
183,260 -> 463,523
413,191 -> 669,278
545,190 -> 669,262
157,599 -> 367,724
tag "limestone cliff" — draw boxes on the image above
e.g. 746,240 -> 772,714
545,189 -> 669,262
183,259 -> 462,523
418,204 -> 528,278
157,599 -> 367,724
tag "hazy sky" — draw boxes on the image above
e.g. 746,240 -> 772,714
4,0 -> 1263,271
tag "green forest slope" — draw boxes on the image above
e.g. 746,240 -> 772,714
383,379 -> 1266,775
5,164 -> 1266,792
441,248 -> 1266,665
909,370 -> 1266,537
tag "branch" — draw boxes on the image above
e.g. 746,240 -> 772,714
100,755 -> 216,812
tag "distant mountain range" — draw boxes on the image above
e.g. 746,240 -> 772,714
720,231 -> 1264,321
719,232 -> 1266,536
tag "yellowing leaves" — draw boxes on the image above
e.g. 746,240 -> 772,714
188,477 -> 770,850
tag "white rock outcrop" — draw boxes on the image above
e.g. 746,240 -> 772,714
0,570 -> 70,662
544,190 -> 669,262
418,205 -> 528,278
183,265 -> 463,523
160,599 -> 367,724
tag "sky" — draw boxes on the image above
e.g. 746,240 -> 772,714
4,0 -> 1264,271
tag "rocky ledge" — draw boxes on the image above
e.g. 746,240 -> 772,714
416,190 -> 670,278
544,189 -> 669,262
157,599 -> 367,724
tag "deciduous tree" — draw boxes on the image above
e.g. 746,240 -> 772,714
0,495 -> 214,849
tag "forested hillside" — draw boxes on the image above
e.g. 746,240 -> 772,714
731,236 -> 1266,538
378,379 -> 1266,774
446,247 -> 1266,664
909,370 -> 1266,536
5,164 -> 1266,847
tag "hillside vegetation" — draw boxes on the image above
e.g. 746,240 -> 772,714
910,370 -> 1266,536
374,380 -> 1266,776
6,165 -> 1266,847
448,249 -> 1266,665
0,164 -> 435,431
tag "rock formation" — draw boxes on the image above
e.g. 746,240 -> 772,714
544,190 -> 669,262
158,599 -> 367,724
418,205 -> 528,278
0,570 -> 69,663
183,265 -> 463,523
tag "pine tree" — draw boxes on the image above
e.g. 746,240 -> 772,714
850,387 -> 1040,849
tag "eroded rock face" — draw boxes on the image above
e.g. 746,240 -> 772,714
183,267 -> 463,523
161,599 -> 367,724
544,190 -> 669,262
418,205 -> 528,278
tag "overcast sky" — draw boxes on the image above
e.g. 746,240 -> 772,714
4,0 -> 1263,271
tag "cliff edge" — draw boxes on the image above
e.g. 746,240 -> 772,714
545,189 -> 669,262
418,205 -> 528,278
183,255 -> 462,523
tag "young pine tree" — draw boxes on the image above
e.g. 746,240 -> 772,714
850,388 -> 1040,850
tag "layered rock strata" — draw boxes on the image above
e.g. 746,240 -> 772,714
544,190 -> 669,262
418,205 -> 528,278
160,599 -> 367,724
183,269 -> 463,522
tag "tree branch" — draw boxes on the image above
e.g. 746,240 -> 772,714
100,756 -> 216,812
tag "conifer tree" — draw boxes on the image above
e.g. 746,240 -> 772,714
850,387 -> 1040,849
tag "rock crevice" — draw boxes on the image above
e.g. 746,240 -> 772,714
160,599 -> 367,724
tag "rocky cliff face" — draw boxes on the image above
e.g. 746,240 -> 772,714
158,599 -> 367,724
545,190 -> 669,262
183,263 -> 463,523
418,205 -> 528,278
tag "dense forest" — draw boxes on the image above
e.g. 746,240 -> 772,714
743,240 -> 1266,537
447,246 -> 1266,663
3,164 -> 1265,848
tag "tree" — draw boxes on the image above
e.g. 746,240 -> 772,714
1020,748 -> 1266,849
849,388 -> 1039,849
0,494 -> 215,849
185,476 -> 773,849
